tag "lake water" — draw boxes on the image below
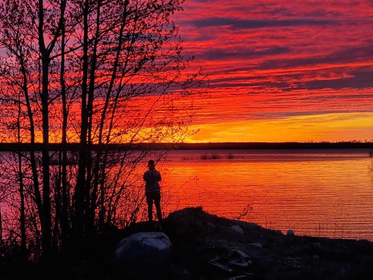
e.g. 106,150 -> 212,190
157,149 -> 373,241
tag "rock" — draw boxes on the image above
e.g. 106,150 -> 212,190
209,256 -> 233,272
287,230 -> 295,236
228,258 -> 252,267
248,242 -> 262,248
229,249 -> 249,259
230,225 -> 244,236
283,257 -> 302,269
311,242 -> 322,250
115,232 -> 172,258
209,260 -> 233,272
226,274 -> 255,279
209,249 -> 252,273
228,250 -> 252,267
114,232 -> 172,279
313,255 -> 320,260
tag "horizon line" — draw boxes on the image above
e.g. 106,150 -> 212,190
0,141 -> 372,151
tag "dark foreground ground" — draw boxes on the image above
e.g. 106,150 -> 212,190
1,207 -> 373,279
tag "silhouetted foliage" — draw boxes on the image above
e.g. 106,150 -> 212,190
0,0 -> 201,258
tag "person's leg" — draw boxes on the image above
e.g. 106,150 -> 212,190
146,193 -> 153,221
154,192 -> 162,221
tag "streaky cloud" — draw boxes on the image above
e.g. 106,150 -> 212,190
259,45 -> 373,70
189,17 -> 333,29
300,70 -> 373,90
199,47 -> 290,61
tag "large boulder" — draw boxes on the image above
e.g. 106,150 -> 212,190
114,232 -> 172,279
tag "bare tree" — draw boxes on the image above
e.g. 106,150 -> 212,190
0,0 -> 201,257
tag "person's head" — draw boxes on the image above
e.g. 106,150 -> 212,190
148,159 -> 155,170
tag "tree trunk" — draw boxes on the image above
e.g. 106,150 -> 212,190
38,0 -> 51,256
60,19 -> 70,250
74,0 -> 90,243
17,91 -> 26,259
41,55 -> 52,256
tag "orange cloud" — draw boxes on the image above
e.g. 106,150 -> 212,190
168,0 -> 373,142
186,112 -> 373,143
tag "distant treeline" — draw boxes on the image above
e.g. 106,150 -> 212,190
171,142 -> 373,150
0,141 -> 372,151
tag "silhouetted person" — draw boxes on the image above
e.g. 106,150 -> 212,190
143,160 -> 162,222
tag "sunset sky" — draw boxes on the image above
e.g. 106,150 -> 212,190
173,0 -> 373,143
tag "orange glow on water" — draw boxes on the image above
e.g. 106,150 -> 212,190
159,150 -> 373,240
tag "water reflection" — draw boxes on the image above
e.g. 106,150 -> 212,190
159,149 -> 373,241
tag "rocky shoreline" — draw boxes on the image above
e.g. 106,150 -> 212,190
2,207 -> 373,279
160,207 -> 373,279
104,207 -> 373,279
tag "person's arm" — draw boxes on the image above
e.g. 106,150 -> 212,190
156,170 -> 162,181
143,171 -> 148,181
